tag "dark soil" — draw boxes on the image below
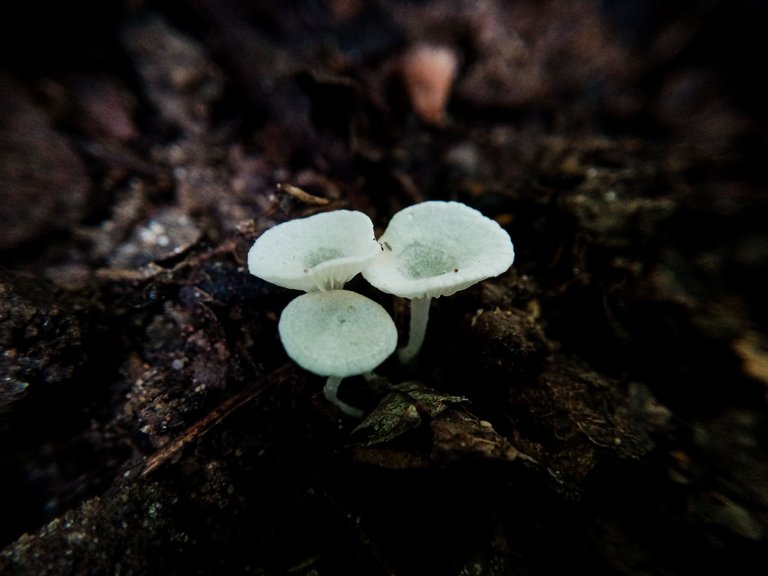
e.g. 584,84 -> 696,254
1,1 -> 767,575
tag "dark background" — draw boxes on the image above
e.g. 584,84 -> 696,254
1,1 -> 767,574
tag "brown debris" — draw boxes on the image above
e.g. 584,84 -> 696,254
431,409 -> 534,464
119,14 -> 223,135
401,43 -> 458,125
0,73 -> 90,250
462,306 -> 550,379
510,361 -> 670,494
0,271 -> 86,413
68,75 -> 139,143
107,207 -> 202,271
0,482 -> 187,576
277,182 -> 332,206
732,332 -> 768,395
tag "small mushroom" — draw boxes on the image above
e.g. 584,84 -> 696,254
362,201 -> 514,363
278,289 -> 398,417
248,210 -> 381,291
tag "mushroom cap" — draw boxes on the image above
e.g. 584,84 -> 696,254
362,201 -> 514,299
278,290 -> 397,378
248,210 -> 382,291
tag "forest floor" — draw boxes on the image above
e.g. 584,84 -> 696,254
1,1 -> 767,575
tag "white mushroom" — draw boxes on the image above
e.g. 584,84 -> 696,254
278,289 -> 398,417
362,201 -> 514,363
248,210 -> 382,292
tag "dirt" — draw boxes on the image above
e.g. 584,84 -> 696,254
1,1 -> 767,575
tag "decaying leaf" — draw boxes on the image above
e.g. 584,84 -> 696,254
431,408 -> 535,464
353,381 -> 534,469
354,381 -> 468,445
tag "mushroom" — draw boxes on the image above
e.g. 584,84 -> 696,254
362,201 -> 514,363
248,210 -> 382,292
278,289 -> 398,417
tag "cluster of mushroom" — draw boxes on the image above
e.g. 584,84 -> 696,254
247,201 -> 515,416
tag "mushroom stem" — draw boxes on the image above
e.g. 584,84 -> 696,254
398,296 -> 432,364
323,376 -> 364,418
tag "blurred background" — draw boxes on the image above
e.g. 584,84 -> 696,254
1,1 -> 767,574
